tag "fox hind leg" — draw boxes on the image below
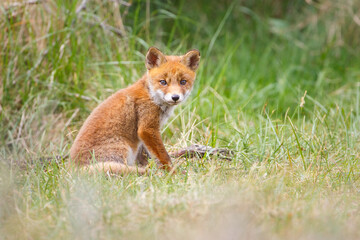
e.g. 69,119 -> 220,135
136,144 -> 150,167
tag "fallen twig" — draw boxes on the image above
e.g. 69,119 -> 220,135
170,144 -> 234,161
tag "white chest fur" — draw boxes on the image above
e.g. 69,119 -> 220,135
160,106 -> 175,127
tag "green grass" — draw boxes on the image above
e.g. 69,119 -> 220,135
1,0 -> 360,239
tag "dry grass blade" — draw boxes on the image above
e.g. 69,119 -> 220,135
76,0 -> 88,14
2,0 -> 43,10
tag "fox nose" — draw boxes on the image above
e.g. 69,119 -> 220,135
172,95 -> 180,102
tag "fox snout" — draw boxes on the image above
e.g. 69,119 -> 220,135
172,95 -> 180,102
164,93 -> 184,104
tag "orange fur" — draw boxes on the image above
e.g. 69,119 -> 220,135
70,47 -> 200,174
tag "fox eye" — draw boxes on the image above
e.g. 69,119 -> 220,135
180,80 -> 187,85
159,80 -> 167,86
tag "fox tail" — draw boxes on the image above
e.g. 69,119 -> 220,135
83,161 -> 147,175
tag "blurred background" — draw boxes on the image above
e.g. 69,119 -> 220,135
1,0 -> 359,160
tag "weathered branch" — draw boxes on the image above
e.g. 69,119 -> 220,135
170,144 -> 234,161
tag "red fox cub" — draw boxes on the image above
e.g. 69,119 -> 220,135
70,47 -> 200,174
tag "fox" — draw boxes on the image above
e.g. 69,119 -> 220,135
70,47 -> 200,174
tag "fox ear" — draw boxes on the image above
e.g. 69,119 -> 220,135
146,47 -> 167,70
181,49 -> 200,71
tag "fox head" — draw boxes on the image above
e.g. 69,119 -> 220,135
145,47 -> 200,106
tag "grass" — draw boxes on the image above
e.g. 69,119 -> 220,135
1,0 -> 360,239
